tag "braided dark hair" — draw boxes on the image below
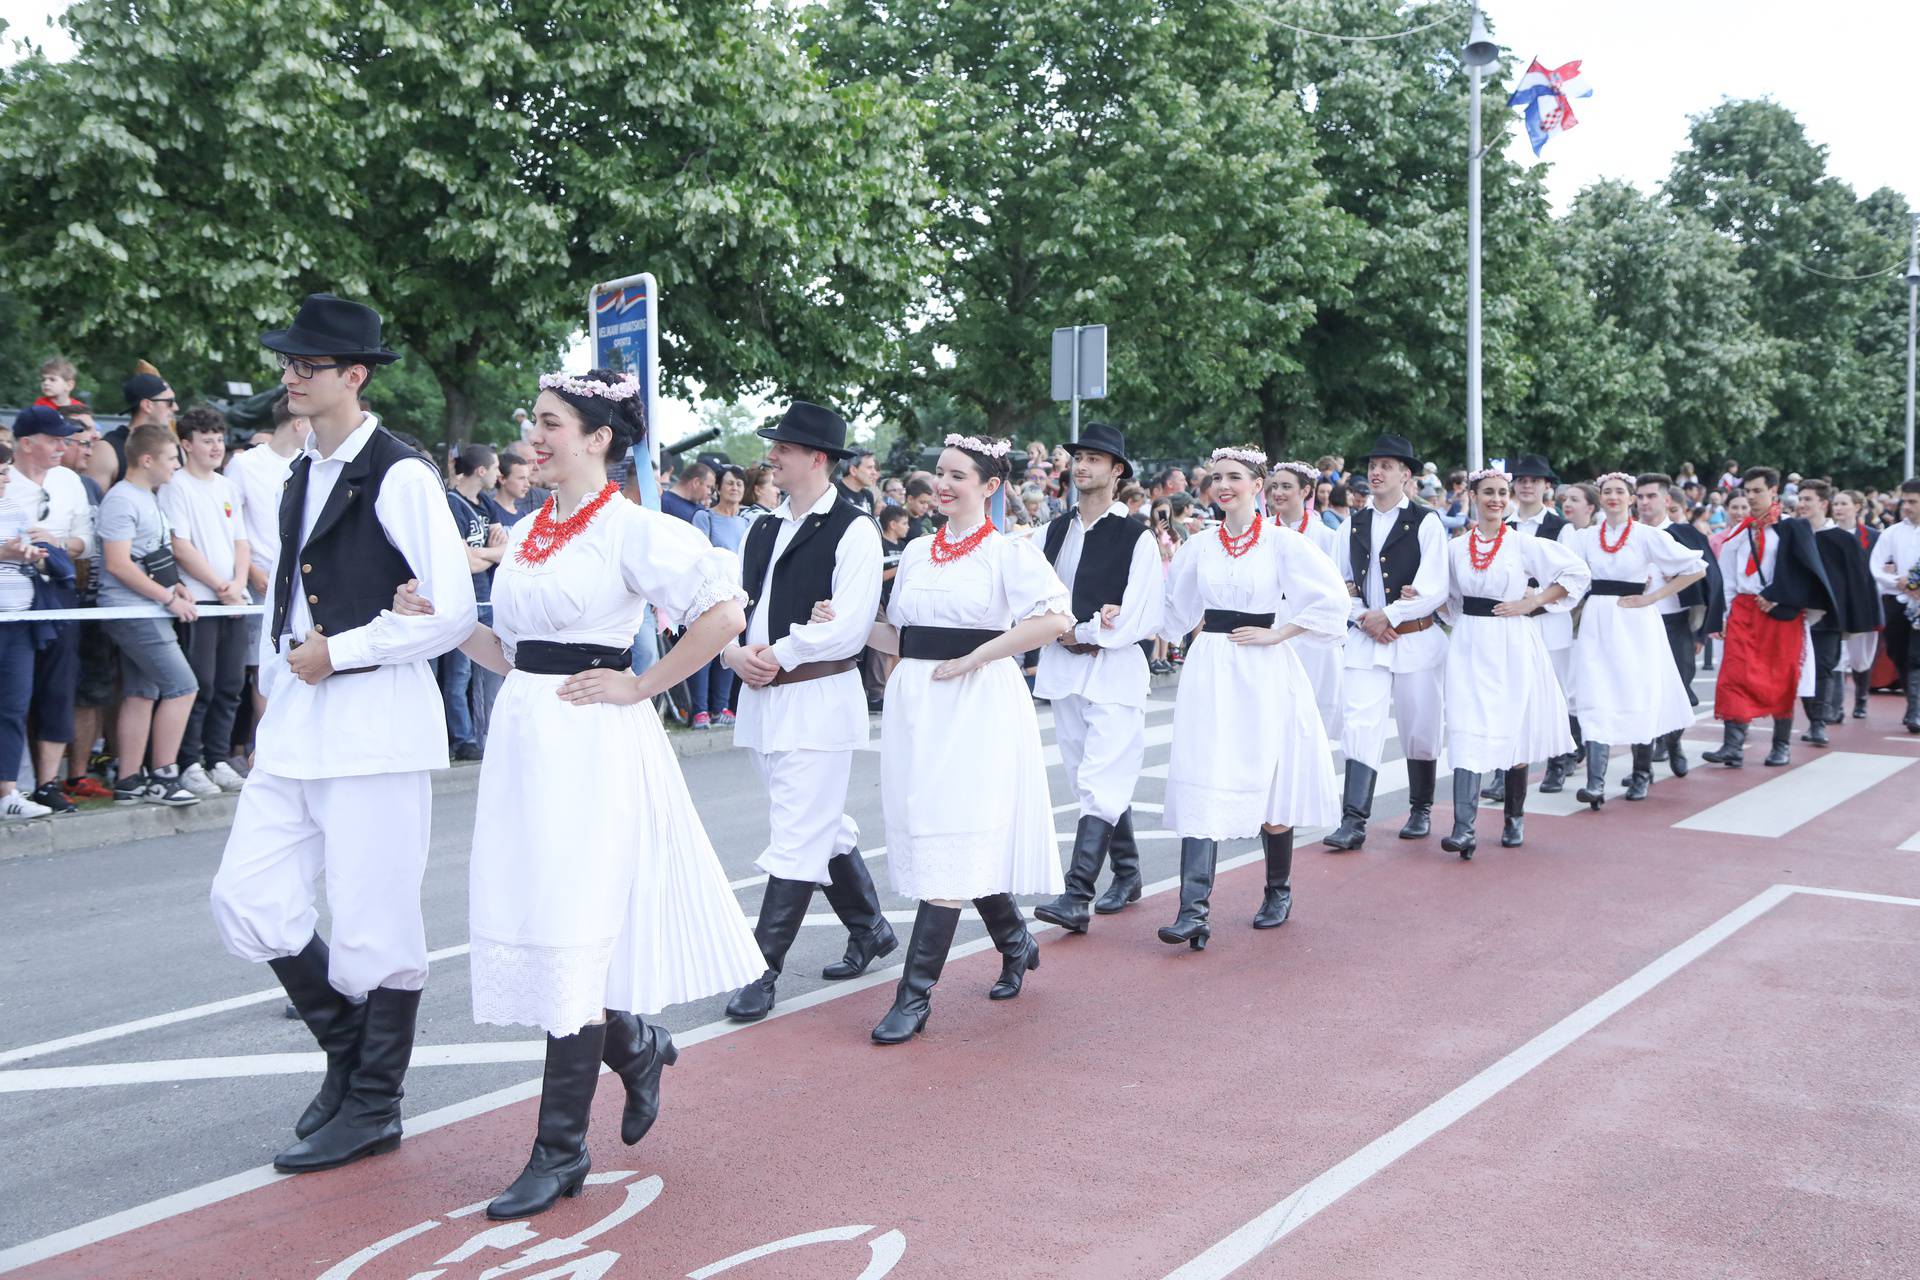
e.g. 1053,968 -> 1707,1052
544,367 -> 648,460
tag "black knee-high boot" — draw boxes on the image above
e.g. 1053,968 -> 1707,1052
601,1012 -> 676,1145
1800,678 -> 1831,746
1094,810 -> 1143,913
1158,838 -> 1216,950
871,903 -> 961,1044
487,1022 -> 608,1219
274,986 -> 421,1173
819,850 -> 898,979
1322,762 -> 1376,851
1764,716 -> 1793,766
268,936 -> 366,1139
1398,759 -> 1436,839
1439,768 -> 1479,859
1702,720 -> 1747,767
724,876 -> 815,1021
1500,764 -> 1527,847
1034,814 -> 1113,933
1252,829 -> 1293,928
1624,743 -> 1653,800
973,894 -> 1039,999
1576,743 -> 1610,810
1852,670 -> 1871,719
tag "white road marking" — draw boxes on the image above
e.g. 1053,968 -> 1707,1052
1896,830 -> 1920,853
1160,883 -> 1920,1279
1673,752 -> 1915,837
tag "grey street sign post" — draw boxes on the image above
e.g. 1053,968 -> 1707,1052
1051,324 -> 1107,447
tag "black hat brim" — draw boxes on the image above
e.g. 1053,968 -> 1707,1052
260,327 -> 401,365
1365,451 -> 1420,471
756,424 -> 855,461
1068,441 -> 1133,481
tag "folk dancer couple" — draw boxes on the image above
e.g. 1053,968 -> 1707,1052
212,294 -> 773,1220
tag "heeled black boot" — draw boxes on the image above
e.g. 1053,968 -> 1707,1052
1034,814 -> 1113,933
1570,716 -> 1587,765
268,936 -> 366,1139
1800,688 -> 1830,746
1094,810 -> 1143,914
1624,744 -> 1653,801
872,903 -> 962,1044
1439,768 -> 1480,859
1500,765 -> 1527,847
274,986 -> 420,1173
1907,682 -> 1920,733
724,876 -> 815,1021
1158,838 -> 1216,950
1479,773 -> 1506,803
1252,829 -> 1293,928
1702,720 -> 1748,767
1322,762 -> 1376,851
1398,759 -> 1436,839
1826,668 -> 1848,728
1576,744 -> 1611,810
1650,736 -> 1668,763
1539,753 -> 1571,793
1666,729 -> 1690,777
601,1012 -> 676,1145
973,894 -> 1039,999
1764,717 -> 1792,766
1852,671 -> 1871,719
487,1023 -> 608,1219
819,850 -> 898,979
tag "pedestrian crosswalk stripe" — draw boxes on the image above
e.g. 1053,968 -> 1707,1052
1674,752 -> 1916,838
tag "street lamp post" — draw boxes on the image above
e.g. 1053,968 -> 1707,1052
1462,6 -> 1500,472
1904,212 -> 1919,481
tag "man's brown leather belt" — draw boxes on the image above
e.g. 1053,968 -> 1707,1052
770,658 -> 858,686
1393,616 -> 1435,636
1059,640 -> 1101,655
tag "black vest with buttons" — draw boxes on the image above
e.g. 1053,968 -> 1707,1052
270,427 -> 423,642
1350,502 -> 1437,606
740,496 -> 866,644
1043,510 -> 1147,623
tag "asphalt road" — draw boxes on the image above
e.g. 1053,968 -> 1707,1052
1,688 -> 1339,1253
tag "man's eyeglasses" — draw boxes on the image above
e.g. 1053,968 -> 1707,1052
149,396 -> 178,407
275,353 -> 349,380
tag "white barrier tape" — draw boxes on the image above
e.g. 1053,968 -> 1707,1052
0,602 -> 491,622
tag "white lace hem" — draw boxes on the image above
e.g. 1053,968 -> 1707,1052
469,935 -> 616,1038
670,576 -> 747,629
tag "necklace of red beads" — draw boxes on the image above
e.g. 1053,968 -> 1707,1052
929,519 -> 994,564
1219,512 -> 1263,558
1467,523 -> 1505,572
1598,517 -> 1632,555
516,481 -> 620,566
1290,511 -> 1311,534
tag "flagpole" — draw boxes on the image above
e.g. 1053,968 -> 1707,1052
1462,7 -> 1498,472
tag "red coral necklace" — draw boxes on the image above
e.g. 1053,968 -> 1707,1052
1219,513 -> 1262,558
1467,524 -> 1505,572
517,481 -> 619,566
929,519 -> 994,564
1598,517 -> 1632,555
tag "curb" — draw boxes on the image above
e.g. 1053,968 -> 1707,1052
2,669 -> 1182,862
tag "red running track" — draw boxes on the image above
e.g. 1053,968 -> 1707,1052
12,709 -> 1920,1279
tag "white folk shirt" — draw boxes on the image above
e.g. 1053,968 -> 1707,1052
1871,520 -> 1920,597
253,416 -> 478,779
730,485 -> 883,756
1032,503 -> 1163,709
1717,518 -> 1781,597
1646,519 -> 1692,617
1506,505 -> 1577,649
1338,496 -> 1449,673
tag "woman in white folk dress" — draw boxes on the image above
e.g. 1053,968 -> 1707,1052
1157,447 -> 1347,950
1435,469 -> 1589,857
829,433 -> 1072,1044
1566,472 -> 1707,810
1266,460 -> 1345,743
394,369 -> 762,1218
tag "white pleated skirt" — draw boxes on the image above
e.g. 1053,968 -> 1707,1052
1164,633 -> 1338,840
881,656 -> 1063,901
1444,615 -> 1573,772
469,670 -> 764,1036
1570,599 -> 1696,745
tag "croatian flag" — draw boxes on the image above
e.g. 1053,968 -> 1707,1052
1507,58 -> 1591,154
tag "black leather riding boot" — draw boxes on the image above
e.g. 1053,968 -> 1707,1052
1033,815 -> 1113,933
601,1011 -> 677,1145
1322,762 -> 1376,851
872,903 -> 962,1044
1764,717 -> 1793,766
487,1022 -> 608,1219
1439,768 -> 1479,859
1500,765 -> 1527,847
267,935 -> 366,1140
1157,838 -> 1217,950
819,851 -> 898,979
1398,759 -> 1436,839
1702,720 -> 1747,767
725,876 -> 816,1021
1094,809 -> 1143,914
1624,743 -> 1653,800
973,893 -> 1039,999
274,986 -> 420,1173
1252,829 -> 1293,928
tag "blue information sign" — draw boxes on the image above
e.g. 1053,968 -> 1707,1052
587,273 -> 660,511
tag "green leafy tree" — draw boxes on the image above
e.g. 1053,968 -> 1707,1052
0,0 -> 933,445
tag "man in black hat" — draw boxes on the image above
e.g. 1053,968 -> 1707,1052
1029,424 -> 1164,931
1323,434 -> 1450,851
209,294 -> 479,1176
720,401 -> 895,1022
1495,453 -> 1581,796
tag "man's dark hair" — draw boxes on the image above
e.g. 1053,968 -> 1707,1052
270,394 -> 301,428
174,405 -> 226,440
1799,477 -> 1833,508
453,443 -> 497,477
1637,472 -> 1674,491
680,460 -> 715,485
1901,478 -> 1920,496
1167,492 -> 1192,514
498,449 -> 528,477
1742,465 -> 1781,490
906,477 -> 933,499
878,504 -> 908,532
1446,469 -> 1467,487
1328,481 -> 1352,509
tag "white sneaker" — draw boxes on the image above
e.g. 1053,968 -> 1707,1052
208,761 -> 247,791
177,763 -> 222,797
1,791 -> 52,820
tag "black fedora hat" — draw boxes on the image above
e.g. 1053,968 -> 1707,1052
260,293 -> 401,365
1068,422 -> 1133,481
1362,432 -> 1419,471
757,401 -> 853,460
1509,452 -> 1557,481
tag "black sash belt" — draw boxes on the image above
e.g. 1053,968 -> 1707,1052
1589,579 -> 1646,597
899,626 -> 1001,661
1202,610 -> 1276,633
1460,596 -> 1511,617
513,641 -> 633,675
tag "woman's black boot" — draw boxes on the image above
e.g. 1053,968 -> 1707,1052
973,894 -> 1039,999
601,1012 -> 676,1145
1577,744 -> 1610,810
1439,768 -> 1480,859
1158,839 -> 1216,950
487,1022 -> 608,1219
1252,829 -> 1293,928
1500,765 -> 1527,847
872,903 -> 961,1044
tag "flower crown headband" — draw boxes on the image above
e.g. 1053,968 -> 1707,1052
1467,467 -> 1512,487
1210,445 -> 1268,469
1272,460 -> 1318,485
539,371 -> 640,402
944,433 -> 1011,459
1595,471 -> 1637,492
